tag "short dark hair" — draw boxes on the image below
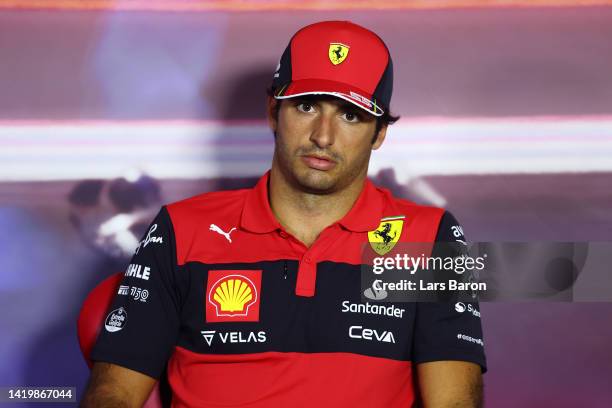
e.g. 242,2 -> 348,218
266,86 -> 400,142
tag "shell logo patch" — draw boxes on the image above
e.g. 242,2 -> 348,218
206,270 -> 262,323
368,216 -> 405,255
329,43 -> 350,65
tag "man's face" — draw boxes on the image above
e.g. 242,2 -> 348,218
268,95 -> 387,194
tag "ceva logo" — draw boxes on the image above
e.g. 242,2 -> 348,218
349,325 -> 395,343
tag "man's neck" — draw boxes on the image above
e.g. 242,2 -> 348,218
268,167 -> 366,247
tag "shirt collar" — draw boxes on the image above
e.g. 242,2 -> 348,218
337,178 -> 385,232
240,171 -> 384,234
240,171 -> 281,233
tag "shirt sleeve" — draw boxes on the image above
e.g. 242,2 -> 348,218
412,211 -> 487,373
90,206 -> 181,379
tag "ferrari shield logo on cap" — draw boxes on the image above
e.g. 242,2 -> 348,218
368,216 -> 404,255
328,43 -> 350,65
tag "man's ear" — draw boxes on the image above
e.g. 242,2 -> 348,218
266,96 -> 278,132
372,124 -> 388,150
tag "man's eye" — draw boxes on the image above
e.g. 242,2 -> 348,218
297,103 -> 314,113
342,112 -> 360,123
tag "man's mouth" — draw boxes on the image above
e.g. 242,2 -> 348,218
301,154 -> 337,171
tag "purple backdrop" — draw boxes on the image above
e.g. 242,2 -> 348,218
1,5 -> 611,407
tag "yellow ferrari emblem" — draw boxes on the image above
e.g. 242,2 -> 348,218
368,216 -> 404,255
328,43 -> 350,65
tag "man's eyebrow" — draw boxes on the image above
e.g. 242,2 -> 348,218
335,101 -> 362,111
334,101 -> 373,118
289,96 -> 368,115
288,96 -> 319,105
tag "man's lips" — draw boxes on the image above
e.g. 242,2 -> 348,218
301,155 -> 337,171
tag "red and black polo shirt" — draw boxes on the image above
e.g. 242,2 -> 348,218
92,171 -> 486,407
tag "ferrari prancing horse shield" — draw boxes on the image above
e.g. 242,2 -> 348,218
368,216 -> 405,255
329,43 -> 350,65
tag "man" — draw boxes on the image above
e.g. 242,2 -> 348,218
83,20 -> 486,407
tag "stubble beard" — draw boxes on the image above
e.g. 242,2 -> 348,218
273,131 -> 371,196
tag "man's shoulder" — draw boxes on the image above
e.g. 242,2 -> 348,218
377,187 -> 447,242
161,187 -> 254,264
374,184 -> 445,221
165,187 -> 250,226
167,188 -> 248,211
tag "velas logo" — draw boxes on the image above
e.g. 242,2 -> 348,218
205,270 -> 262,323
328,42 -> 349,65
368,216 -> 405,255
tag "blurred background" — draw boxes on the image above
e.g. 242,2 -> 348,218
1,0 -> 611,406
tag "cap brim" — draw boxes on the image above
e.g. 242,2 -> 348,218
274,79 -> 384,117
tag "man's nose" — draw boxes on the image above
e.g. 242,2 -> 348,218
309,110 -> 335,148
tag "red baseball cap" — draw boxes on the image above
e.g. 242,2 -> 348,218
272,21 -> 393,117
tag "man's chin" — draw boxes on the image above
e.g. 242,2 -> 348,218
293,171 -> 340,195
